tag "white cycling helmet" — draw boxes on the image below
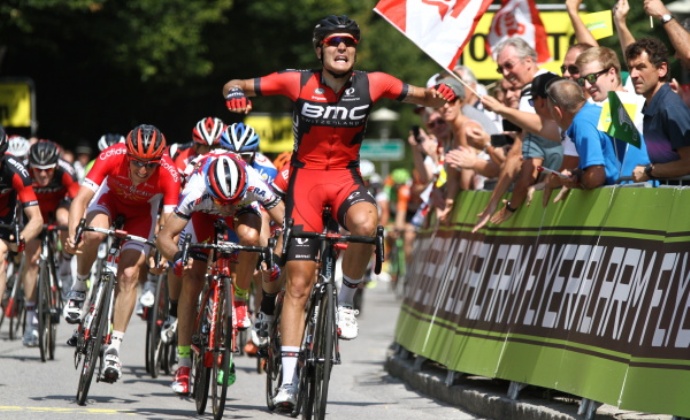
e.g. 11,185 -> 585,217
7,135 -> 31,158
360,159 -> 376,181
193,117 -> 226,147
97,133 -> 125,151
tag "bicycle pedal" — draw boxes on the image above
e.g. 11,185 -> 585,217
50,309 -> 61,324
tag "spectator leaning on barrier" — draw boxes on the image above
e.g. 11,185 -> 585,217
625,38 -> 690,182
546,79 -> 620,189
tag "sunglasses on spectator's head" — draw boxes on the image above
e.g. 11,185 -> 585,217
576,68 -> 610,86
322,35 -> 358,48
131,159 -> 160,169
560,64 -> 579,75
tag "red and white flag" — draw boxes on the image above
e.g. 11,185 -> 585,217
374,0 -> 493,71
487,0 -> 550,64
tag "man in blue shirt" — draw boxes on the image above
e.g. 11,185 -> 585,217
545,79 -> 620,188
625,38 -> 690,182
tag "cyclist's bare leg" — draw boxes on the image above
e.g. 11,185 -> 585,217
282,259 -> 317,347
176,260 -> 207,348
0,239 -> 17,300
75,212 -> 109,278
112,248 -> 148,332
20,239 -> 40,305
234,213 -> 261,293
56,207 -> 70,247
341,201 -> 377,281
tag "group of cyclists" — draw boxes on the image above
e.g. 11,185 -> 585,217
0,14 -> 456,415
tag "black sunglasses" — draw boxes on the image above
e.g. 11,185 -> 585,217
577,68 -> 610,86
322,35 -> 358,48
131,159 -> 160,169
560,64 -> 579,75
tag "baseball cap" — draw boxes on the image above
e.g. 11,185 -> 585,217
435,76 -> 466,101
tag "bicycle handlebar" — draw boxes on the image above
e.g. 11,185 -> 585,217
281,218 -> 385,275
179,233 -> 274,270
74,218 -> 156,248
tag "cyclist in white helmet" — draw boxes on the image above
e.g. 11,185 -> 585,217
6,135 -> 31,165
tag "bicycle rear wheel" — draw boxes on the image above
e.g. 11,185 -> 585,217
76,281 -> 109,405
211,278 -> 233,420
265,292 -> 284,411
304,283 -> 335,420
147,273 -> 168,378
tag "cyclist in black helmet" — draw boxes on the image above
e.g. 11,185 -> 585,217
222,14 -> 458,409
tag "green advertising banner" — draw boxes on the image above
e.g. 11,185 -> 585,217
396,186 -> 690,417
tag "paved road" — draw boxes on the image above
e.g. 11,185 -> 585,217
0,281 -> 480,419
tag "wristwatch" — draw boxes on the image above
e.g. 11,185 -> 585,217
644,164 -> 656,180
505,201 -> 517,213
661,14 -> 674,24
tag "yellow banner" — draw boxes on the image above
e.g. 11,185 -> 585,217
0,79 -> 33,128
244,113 -> 294,153
461,11 -> 578,81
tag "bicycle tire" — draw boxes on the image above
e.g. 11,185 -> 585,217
38,261 -> 51,362
10,293 -> 25,341
76,279 -> 109,406
265,293 -> 283,411
47,256 -> 60,360
147,273 -> 168,378
193,295 -> 211,415
306,283 -> 335,420
297,296 -> 318,419
211,278 -> 233,420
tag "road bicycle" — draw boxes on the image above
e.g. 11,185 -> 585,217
388,229 -> 407,299
72,217 -> 156,406
0,220 -> 26,340
179,220 -> 274,420
35,224 -> 66,362
266,207 -> 383,419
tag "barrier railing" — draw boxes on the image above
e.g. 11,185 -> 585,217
395,184 -> 690,418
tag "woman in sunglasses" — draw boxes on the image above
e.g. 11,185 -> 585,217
63,124 -> 180,383
222,14 -> 457,409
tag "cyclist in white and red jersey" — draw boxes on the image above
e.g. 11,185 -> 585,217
222,14 -> 457,407
0,126 -> 43,326
21,140 -> 79,347
156,152 -> 284,395
63,124 -> 180,383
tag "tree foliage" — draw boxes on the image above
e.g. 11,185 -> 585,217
0,0 -> 682,149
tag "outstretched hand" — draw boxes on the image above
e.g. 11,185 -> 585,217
225,87 -> 253,114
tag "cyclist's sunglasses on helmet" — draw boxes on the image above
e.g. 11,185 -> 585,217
239,152 -> 255,162
130,158 -> 161,169
322,34 -> 358,48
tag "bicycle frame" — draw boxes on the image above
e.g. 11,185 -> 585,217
73,217 -> 156,405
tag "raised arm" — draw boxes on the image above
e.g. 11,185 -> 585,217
566,0 -> 599,47
613,0 -> 636,54
645,0 -> 690,69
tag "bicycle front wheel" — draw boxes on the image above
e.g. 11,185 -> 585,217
76,281 -> 109,405
37,261 -> 52,362
304,283 -> 335,420
211,278 -> 233,420
265,293 -> 283,411
193,294 -> 211,415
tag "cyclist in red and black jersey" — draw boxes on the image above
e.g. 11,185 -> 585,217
0,126 -> 44,327
20,140 -> 79,346
222,14 -> 457,408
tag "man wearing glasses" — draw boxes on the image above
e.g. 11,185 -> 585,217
21,140 -> 79,347
63,124 -> 180,383
221,14 -> 457,408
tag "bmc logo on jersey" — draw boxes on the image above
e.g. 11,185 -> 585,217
300,103 -> 369,121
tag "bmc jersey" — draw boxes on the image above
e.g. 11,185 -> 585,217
175,154 -> 281,220
83,143 -> 180,213
32,159 -> 80,219
255,70 -> 408,170
0,155 -> 38,217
